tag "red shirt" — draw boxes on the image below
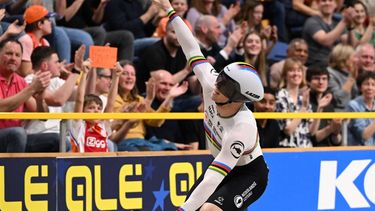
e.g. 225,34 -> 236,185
0,73 -> 27,129
83,123 -> 108,152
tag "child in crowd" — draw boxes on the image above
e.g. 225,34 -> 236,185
70,60 -> 123,152
154,0 -> 192,38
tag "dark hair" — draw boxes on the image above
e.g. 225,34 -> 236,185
263,86 -> 276,96
306,65 -> 329,82
25,18 -> 48,32
31,46 -> 56,70
357,71 -> 375,88
0,38 -> 23,53
83,94 -> 103,108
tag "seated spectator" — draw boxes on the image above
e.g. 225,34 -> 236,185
306,65 -> 343,146
146,70 -> 196,150
270,38 -> 309,89
346,71 -> 375,146
350,0 -> 375,47
137,21 -> 188,93
240,31 -> 268,86
18,5 -> 56,76
194,15 -> 244,70
276,58 -> 319,147
104,0 -> 160,57
302,0 -> 354,67
55,0 -> 134,61
69,60 -> 122,152
355,43 -> 375,72
236,0 -> 278,51
327,43 -> 358,111
0,38 -> 59,152
253,86 -> 280,148
186,0 -> 239,47
34,0 -> 94,62
112,61 -> 185,151
283,0 -> 320,38
153,0 -> 192,38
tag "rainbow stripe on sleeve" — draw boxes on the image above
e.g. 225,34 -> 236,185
189,56 -> 208,69
208,161 -> 232,177
167,9 -> 178,21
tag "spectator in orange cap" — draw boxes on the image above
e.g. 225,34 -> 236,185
17,5 -> 57,77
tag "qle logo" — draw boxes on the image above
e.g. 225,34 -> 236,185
318,160 -> 375,210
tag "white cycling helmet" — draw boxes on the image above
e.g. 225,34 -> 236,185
216,62 -> 264,102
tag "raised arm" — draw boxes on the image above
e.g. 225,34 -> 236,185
104,62 -> 122,113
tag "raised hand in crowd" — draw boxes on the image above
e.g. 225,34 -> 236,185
317,93 -> 333,112
222,25 -> 245,56
169,81 -> 188,97
73,45 -> 86,71
145,76 -> 157,106
222,0 -> 241,26
0,19 -> 26,41
301,88 -> 310,112
30,70 -> 52,94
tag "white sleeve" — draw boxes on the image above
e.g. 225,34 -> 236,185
180,123 -> 257,210
168,9 -> 217,94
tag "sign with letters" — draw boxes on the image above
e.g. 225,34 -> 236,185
0,149 -> 374,210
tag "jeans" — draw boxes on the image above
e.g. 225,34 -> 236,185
46,26 -> 94,62
26,133 -> 60,152
0,127 -> 27,152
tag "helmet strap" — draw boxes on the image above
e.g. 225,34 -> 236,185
215,100 -> 232,106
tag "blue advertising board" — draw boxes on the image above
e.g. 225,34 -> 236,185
252,150 -> 375,211
0,149 -> 374,211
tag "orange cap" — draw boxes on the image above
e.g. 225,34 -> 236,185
23,5 -> 56,24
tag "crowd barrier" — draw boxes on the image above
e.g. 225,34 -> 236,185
0,147 -> 375,211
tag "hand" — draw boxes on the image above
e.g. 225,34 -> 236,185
0,9 -> 5,21
348,56 -> 359,79
59,60 -> 74,79
261,25 -> 272,40
4,20 -> 26,37
113,62 -> 123,77
31,71 -> 51,93
330,119 -> 343,134
227,1 -> 241,18
318,93 -> 333,109
301,88 -> 310,109
226,26 -> 244,49
175,143 -> 193,150
168,81 -> 188,98
370,16 -> 375,27
342,7 -> 355,25
81,59 -> 92,74
146,2 -> 159,16
145,77 -> 157,102
271,25 -> 278,42
74,45 -> 86,70
152,0 -> 172,11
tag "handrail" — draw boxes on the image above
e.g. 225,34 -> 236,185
0,112 -> 375,119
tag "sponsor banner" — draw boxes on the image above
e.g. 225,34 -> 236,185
252,150 -> 375,211
1,149 -> 374,210
0,158 -> 56,211
57,155 -> 212,211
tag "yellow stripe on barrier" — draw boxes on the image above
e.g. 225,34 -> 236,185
0,112 -> 375,119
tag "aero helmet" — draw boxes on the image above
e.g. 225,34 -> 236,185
216,62 -> 264,102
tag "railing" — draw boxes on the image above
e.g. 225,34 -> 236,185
1,112 -> 374,152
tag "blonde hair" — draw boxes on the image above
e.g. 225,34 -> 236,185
328,44 -> 355,70
279,58 -> 305,88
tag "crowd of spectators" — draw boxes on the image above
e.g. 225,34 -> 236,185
1,0 -> 375,153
